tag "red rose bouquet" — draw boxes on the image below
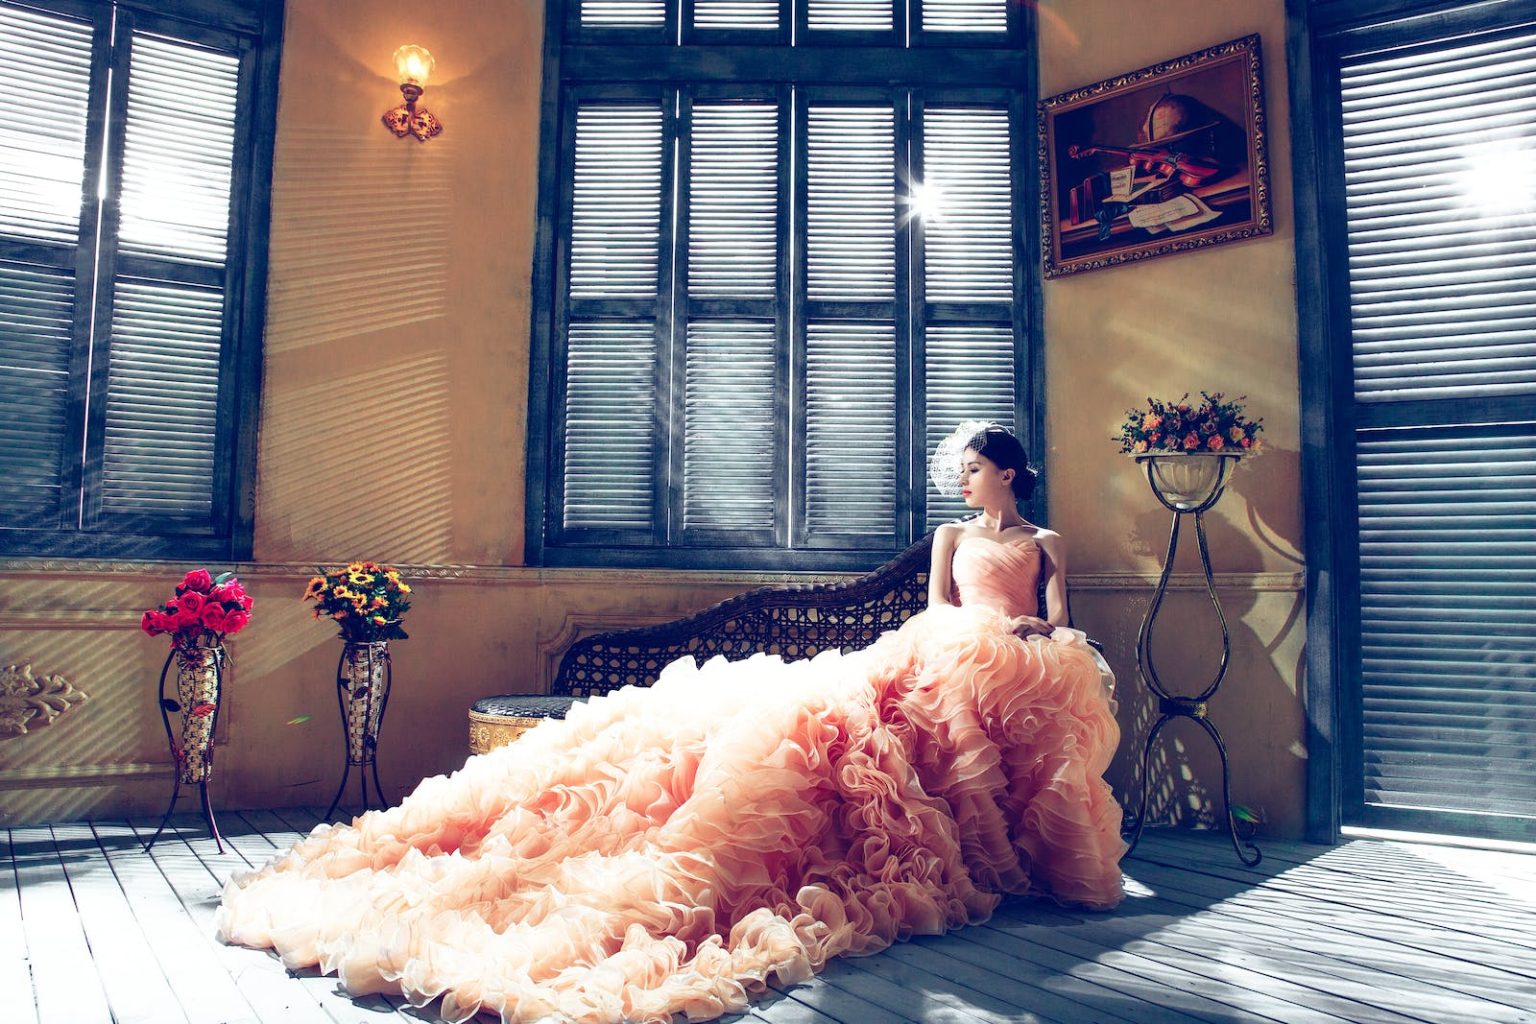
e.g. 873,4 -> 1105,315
141,569 -> 254,653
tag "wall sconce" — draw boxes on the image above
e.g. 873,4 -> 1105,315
382,44 -> 443,142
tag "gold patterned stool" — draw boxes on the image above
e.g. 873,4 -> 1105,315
467,694 -> 580,754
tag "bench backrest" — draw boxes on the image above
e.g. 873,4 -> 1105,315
552,535 -> 935,697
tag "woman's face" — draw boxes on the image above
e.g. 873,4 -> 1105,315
958,448 -> 1013,508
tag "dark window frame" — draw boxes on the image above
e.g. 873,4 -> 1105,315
1290,0 -> 1536,844
526,0 -> 1043,571
0,0 -> 282,562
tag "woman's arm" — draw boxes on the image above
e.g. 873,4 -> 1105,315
1038,531 -> 1070,627
927,525 -> 960,608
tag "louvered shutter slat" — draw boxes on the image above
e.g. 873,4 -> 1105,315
99,281 -> 223,516
693,1 -> 779,30
683,321 -> 775,530
924,326 -> 1014,529
921,0 -> 1006,33
0,5 -> 93,244
807,105 -> 894,301
806,0 -> 892,31
1343,36 -> 1536,402
679,100 -> 780,535
1356,427 -> 1536,819
804,322 -> 895,530
570,105 -> 664,298
581,0 -> 665,26
561,100 -> 664,534
922,107 -> 1011,303
118,33 -> 238,264
803,101 -> 898,537
688,103 -> 778,298
563,321 -> 656,530
0,262 -> 74,523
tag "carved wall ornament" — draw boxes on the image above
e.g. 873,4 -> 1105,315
0,664 -> 89,738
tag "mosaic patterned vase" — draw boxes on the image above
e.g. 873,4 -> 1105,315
172,644 -> 224,785
338,640 -> 391,765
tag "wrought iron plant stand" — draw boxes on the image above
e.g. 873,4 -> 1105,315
324,639 -> 393,819
145,644 -> 227,853
1121,453 -> 1262,866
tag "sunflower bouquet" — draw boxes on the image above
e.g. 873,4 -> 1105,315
1115,391 -> 1263,456
302,561 -> 412,642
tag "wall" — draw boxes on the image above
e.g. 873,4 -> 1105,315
0,0 -> 1309,839
1040,0 -> 1306,834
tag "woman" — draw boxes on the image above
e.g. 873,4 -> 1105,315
217,422 -> 1125,1024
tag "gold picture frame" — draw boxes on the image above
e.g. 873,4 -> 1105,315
1039,34 -> 1273,279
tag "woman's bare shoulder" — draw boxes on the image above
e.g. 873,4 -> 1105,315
1029,526 -> 1067,553
933,521 -> 966,545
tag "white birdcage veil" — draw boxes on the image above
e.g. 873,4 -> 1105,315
928,420 -> 1001,499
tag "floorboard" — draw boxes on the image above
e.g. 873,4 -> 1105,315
1,829 -> 42,1024
9,819 -> 1535,1024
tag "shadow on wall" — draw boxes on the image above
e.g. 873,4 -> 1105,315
264,127 -> 453,352
1113,446 -> 1306,832
259,350 -> 456,562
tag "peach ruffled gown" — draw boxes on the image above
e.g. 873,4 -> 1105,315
217,538 -> 1126,1023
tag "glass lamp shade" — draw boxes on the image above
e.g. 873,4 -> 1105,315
393,44 -> 435,87
1135,452 -> 1241,512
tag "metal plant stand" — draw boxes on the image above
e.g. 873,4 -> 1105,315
1121,453 -> 1261,866
145,645 -> 226,854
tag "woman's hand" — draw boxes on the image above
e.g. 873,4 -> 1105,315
1009,615 -> 1052,639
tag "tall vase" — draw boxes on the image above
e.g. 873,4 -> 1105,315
174,644 -> 224,784
145,642 -> 226,852
325,639 -> 393,819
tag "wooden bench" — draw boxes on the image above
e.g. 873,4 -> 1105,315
468,536 -> 934,753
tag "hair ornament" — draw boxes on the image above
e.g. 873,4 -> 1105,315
928,420 -> 1000,498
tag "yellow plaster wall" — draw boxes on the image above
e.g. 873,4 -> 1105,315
1039,0 -> 1306,834
1,0 -> 1310,839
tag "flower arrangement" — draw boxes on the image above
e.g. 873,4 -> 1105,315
1115,392 -> 1263,455
303,561 -> 412,642
140,569 -> 253,654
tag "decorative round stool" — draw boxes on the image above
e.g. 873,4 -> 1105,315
468,694 -> 580,754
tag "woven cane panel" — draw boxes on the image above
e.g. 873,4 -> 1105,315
552,537 -> 934,698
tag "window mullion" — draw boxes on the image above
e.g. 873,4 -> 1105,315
894,87 -> 914,548
63,7 -> 115,532
661,86 -> 686,547
78,3 -> 134,532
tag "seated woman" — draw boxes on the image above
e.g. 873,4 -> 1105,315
217,421 -> 1126,1024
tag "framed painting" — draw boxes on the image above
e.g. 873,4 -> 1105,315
1039,34 -> 1273,278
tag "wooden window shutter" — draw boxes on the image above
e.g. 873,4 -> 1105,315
1340,27 -> 1536,830
0,3 -> 97,529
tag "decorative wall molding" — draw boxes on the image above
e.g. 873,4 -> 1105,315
0,611 -> 143,630
0,761 -> 171,790
0,557 -> 831,590
0,664 -> 89,738
1071,571 -> 1304,593
0,558 -> 1303,594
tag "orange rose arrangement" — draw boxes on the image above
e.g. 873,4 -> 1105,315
1116,392 -> 1263,456
303,561 -> 412,642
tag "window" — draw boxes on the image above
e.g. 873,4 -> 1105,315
527,0 -> 1040,569
1297,0 -> 1536,842
0,0 -> 281,560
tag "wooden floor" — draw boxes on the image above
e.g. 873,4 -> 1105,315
6,810 -> 1535,1024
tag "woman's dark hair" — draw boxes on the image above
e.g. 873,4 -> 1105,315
970,425 -> 1037,502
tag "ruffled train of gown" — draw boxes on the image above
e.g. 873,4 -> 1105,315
217,542 -> 1126,1024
